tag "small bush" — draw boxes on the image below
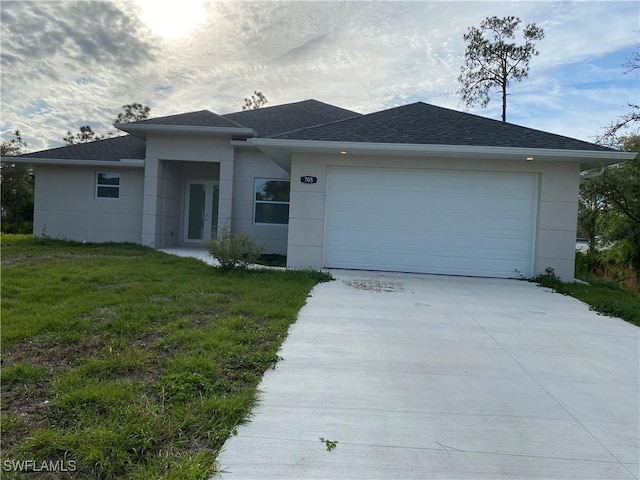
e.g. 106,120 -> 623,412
203,225 -> 265,269
576,247 -> 640,293
532,267 -> 562,290
1,221 -> 32,234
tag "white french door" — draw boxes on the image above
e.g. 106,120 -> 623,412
183,180 -> 219,244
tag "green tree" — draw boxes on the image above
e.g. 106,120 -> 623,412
579,49 -> 640,270
115,102 -> 151,123
242,91 -> 268,111
458,16 -> 544,122
580,136 -> 640,267
598,105 -> 640,147
63,125 -> 107,145
578,179 -> 608,252
1,129 -> 27,157
63,103 -> 151,144
1,130 -> 34,231
597,53 -> 639,146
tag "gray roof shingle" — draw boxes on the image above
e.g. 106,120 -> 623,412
15,101 -> 359,162
15,100 -> 617,162
223,99 -> 361,137
272,102 -> 615,152
122,110 -> 245,128
19,135 -> 146,161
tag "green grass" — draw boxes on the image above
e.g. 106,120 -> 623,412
535,268 -> 640,327
1,234 -> 332,479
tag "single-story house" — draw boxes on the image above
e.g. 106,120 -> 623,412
7,99 -> 635,280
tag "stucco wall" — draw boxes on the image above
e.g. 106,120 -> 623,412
142,135 -> 288,251
287,153 -> 580,281
156,161 -> 182,248
232,148 -> 289,255
535,162 -> 581,280
153,160 -> 222,248
33,165 -> 144,243
143,134 -> 233,247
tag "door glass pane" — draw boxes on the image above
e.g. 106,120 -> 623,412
188,184 -> 206,240
211,185 -> 220,238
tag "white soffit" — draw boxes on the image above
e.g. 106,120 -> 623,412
0,157 -> 145,168
248,139 -> 636,172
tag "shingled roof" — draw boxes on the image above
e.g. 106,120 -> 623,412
12,101 -> 359,162
19,135 -> 146,161
272,102 -> 615,152
13,100 -> 618,164
121,110 -> 245,129
223,99 -> 360,137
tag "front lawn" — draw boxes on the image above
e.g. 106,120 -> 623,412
1,235 -> 331,479
535,269 -> 640,327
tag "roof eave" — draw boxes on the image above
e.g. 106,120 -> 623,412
1,157 -> 145,167
115,123 -> 257,140
248,139 -> 635,171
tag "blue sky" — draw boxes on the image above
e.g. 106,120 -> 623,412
1,0 -> 638,151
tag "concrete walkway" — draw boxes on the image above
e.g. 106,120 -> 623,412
159,248 -> 283,270
214,270 -> 639,479
160,247 -> 218,265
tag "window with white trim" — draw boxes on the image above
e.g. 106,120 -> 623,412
254,179 -> 290,224
96,172 -> 120,199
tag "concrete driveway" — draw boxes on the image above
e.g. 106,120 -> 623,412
215,270 -> 639,479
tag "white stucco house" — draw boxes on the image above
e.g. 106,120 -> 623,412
8,99 -> 634,280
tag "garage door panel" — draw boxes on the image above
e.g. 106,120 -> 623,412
434,195 -> 483,213
479,258 -> 530,276
325,167 -> 537,278
480,173 -> 536,193
478,236 -> 530,252
481,215 -> 531,233
330,210 -> 427,230
331,191 -> 377,208
429,253 -> 478,268
329,228 -> 426,250
332,250 -> 423,270
335,169 -> 428,190
334,190 -> 427,210
481,196 -> 532,212
428,233 -> 479,249
427,213 -> 481,232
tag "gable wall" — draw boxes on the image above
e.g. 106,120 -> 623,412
33,165 -> 144,243
145,134 -> 234,161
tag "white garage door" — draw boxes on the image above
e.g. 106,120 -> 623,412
324,167 -> 538,278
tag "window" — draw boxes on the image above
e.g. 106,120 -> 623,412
96,172 -> 120,198
254,179 -> 290,224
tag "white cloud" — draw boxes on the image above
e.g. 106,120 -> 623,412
1,0 -> 638,151
134,0 -> 207,39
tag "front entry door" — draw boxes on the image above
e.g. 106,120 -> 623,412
184,181 -> 219,243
